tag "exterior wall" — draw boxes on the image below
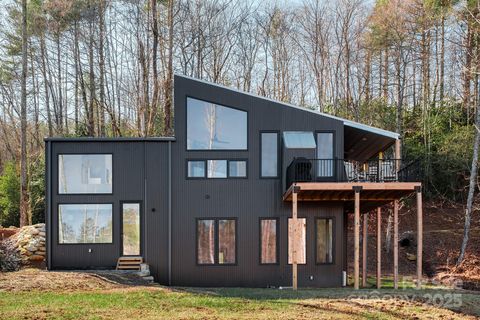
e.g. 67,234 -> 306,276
171,75 -> 346,287
46,75 -> 349,287
47,141 -> 170,278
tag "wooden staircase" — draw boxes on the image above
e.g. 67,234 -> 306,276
116,256 -> 143,270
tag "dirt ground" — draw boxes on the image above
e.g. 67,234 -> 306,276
0,268 -> 154,292
347,200 -> 480,287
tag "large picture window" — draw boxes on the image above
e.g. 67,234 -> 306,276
197,218 -> 236,265
316,218 -> 333,264
187,97 -> 247,150
58,204 -> 113,244
260,132 -> 278,177
260,219 -> 278,264
58,154 -> 112,194
288,218 -> 306,264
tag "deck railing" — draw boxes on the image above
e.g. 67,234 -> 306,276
286,158 -> 420,186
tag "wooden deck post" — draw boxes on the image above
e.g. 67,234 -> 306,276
393,199 -> 399,289
416,186 -> 423,289
376,207 -> 382,289
354,186 -> 361,290
292,187 -> 298,291
362,212 -> 368,287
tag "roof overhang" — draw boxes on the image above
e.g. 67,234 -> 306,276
175,74 -> 399,159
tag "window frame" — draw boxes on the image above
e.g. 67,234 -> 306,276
227,159 -> 248,179
258,217 -> 279,265
186,159 -> 248,179
57,153 -> 113,195
57,202 -> 114,245
120,201 -> 143,257
314,216 -> 335,265
185,96 -> 249,151
196,217 -> 238,266
186,159 -> 207,179
259,131 -> 280,179
287,217 -> 307,265
315,130 -> 336,180
207,160 -> 228,179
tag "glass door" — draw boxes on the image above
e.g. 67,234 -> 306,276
121,202 -> 141,256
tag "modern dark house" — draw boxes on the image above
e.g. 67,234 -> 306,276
45,74 -> 423,289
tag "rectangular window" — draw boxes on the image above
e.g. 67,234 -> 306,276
283,131 -> 316,149
122,203 -> 141,256
188,160 -> 206,178
197,219 -> 215,264
58,154 -> 112,194
229,160 -> 247,178
261,132 -> 278,177
260,219 -> 278,264
316,132 -> 334,177
187,97 -> 247,150
288,218 -> 306,264
207,160 -> 227,178
316,218 -> 333,264
58,204 -> 113,244
197,219 -> 236,265
218,219 -> 236,264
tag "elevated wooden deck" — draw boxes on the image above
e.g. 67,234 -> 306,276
283,182 -> 421,212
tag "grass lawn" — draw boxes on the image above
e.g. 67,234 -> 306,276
0,270 -> 479,319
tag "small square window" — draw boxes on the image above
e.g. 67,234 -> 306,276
188,161 -> 205,178
207,160 -> 227,178
229,161 -> 247,178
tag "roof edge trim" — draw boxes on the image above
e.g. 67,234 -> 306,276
44,137 -> 176,142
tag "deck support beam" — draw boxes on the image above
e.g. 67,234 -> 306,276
292,187 -> 298,291
416,186 -> 423,289
376,207 -> 382,289
353,186 -> 361,290
362,212 -> 368,287
393,199 -> 399,289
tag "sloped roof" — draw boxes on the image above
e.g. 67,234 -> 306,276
175,74 -> 399,140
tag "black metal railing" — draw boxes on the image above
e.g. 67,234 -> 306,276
286,158 -> 420,186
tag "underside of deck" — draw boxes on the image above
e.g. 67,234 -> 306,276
283,181 -> 423,291
283,182 -> 421,212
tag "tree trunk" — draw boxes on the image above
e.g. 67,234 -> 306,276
150,0 -> 159,136
164,0 -> 174,136
98,0 -> 106,136
88,5 -> 96,137
20,0 -> 29,227
457,76 -> 480,266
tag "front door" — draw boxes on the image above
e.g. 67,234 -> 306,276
121,202 -> 141,256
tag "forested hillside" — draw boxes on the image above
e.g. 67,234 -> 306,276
0,0 -> 479,264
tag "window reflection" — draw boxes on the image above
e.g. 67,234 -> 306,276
187,97 -> 247,150
58,204 -> 112,244
58,154 -> 112,194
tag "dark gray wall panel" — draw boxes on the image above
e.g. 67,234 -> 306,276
171,75 -> 346,287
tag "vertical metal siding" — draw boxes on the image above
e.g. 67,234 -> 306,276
170,75 -> 346,287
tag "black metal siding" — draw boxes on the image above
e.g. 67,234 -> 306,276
171,75 -> 346,287
49,141 -> 170,277
47,75 -> 349,287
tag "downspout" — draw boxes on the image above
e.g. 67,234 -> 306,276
168,140 -> 172,285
